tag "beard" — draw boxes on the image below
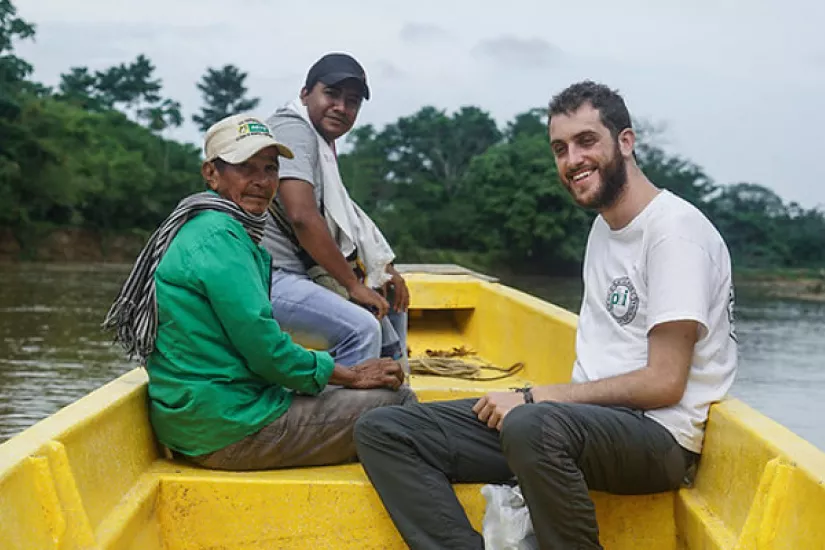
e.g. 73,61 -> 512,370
565,141 -> 628,210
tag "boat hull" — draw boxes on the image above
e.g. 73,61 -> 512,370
1,267 -> 823,549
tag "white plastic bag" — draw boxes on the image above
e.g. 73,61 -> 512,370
480,483 -> 537,550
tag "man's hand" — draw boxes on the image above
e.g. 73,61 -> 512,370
382,265 -> 410,313
473,391 -> 527,431
348,282 -> 390,319
347,357 -> 405,390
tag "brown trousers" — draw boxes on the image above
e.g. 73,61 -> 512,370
187,385 -> 417,471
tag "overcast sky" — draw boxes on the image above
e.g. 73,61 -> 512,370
15,0 -> 825,208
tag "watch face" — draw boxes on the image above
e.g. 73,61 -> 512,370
515,387 -> 533,403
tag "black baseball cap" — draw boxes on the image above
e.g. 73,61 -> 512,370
305,53 -> 371,101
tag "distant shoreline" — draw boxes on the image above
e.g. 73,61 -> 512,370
2,227 -> 823,303
734,268 -> 825,303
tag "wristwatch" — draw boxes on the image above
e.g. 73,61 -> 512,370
514,386 -> 534,404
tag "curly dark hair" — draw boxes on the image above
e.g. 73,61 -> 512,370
548,81 -> 632,138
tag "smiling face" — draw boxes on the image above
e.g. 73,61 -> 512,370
201,147 -> 281,215
549,102 -> 634,211
300,80 -> 364,142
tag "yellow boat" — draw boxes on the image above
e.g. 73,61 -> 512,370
2,266 -> 824,549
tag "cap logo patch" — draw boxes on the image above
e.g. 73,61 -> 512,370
236,121 -> 272,140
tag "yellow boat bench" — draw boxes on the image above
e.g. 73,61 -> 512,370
2,268 -> 825,549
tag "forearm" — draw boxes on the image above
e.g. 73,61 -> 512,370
535,366 -> 684,410
258,337 -> 335,393
327,365 -> 357,387
235,315 -> 335,393
292,213 -> 360,290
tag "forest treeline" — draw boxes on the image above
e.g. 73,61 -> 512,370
2,0 -> 823,272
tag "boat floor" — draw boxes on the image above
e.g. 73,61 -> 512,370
140,458 -> 678,549
384,312 -> 533,398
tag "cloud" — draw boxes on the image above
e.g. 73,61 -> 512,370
372,60 -> 404,80
18,21 -> 225,78
472,36 -> 561,69
399,23 -> 450,44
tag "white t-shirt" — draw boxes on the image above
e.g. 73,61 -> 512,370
571,190 -> 738,453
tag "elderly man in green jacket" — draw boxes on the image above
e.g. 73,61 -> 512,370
104,114 -> 414,471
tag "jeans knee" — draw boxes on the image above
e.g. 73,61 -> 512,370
501,403 -> 576,468
500,404 -> 544,458
351,312 -> 382,351
332,310 -> 382,365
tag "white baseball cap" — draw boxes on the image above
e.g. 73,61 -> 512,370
204,114 -> 294,164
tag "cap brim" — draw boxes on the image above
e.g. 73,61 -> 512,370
215,135 -> 294,164
318,72 -> 370,100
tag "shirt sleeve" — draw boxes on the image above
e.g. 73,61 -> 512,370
188,225 -> 335,393
266,114 -> 318,185
645,236 -> 716,339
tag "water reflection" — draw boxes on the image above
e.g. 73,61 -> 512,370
729,297 -> 825,450
0,263 -> 134,442
0,263 -> 823,452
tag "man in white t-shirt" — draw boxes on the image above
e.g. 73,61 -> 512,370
353,80 -> 738,549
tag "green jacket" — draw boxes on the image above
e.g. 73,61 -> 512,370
146,209 -> 335,456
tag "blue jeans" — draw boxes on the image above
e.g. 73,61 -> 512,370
270,269 -> 408,370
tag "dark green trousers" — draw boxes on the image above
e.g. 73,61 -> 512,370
354,398 -> 698,549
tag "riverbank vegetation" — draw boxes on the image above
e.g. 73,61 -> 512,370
2,0 -> 824,280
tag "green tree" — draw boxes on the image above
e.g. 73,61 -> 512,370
350,105 -> 503,251
0,0 -> 203,233
192,65 -> 260,132
139,98 -> 183,133
139,98 -> 184,173
58,55 -> 163,116
458,130 -> 592,271
59,56 -> 183,137
0,0 -> 34,88
0,0 -> 49,228
379,106 -> 503,190
505,107 -> 548,141
781,204 -> 825,267
94,54 -> 162,113
634,120 -> 717,207
708,183 -> 792,267
122,54 -> 162,110
57,67 -> 102,110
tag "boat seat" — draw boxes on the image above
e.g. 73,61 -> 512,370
136,459 -> 485,548
125,371 -> 677,548
137,457 -> 679,549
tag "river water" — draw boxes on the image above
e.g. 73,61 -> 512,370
1,263 -> 823,451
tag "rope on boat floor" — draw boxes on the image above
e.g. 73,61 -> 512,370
408,346 -> 525,381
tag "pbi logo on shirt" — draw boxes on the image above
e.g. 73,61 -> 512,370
606,276 -> 639,326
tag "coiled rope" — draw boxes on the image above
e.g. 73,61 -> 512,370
408,346 -> 525,381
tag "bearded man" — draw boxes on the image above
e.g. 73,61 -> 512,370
352,81 -> 739,550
